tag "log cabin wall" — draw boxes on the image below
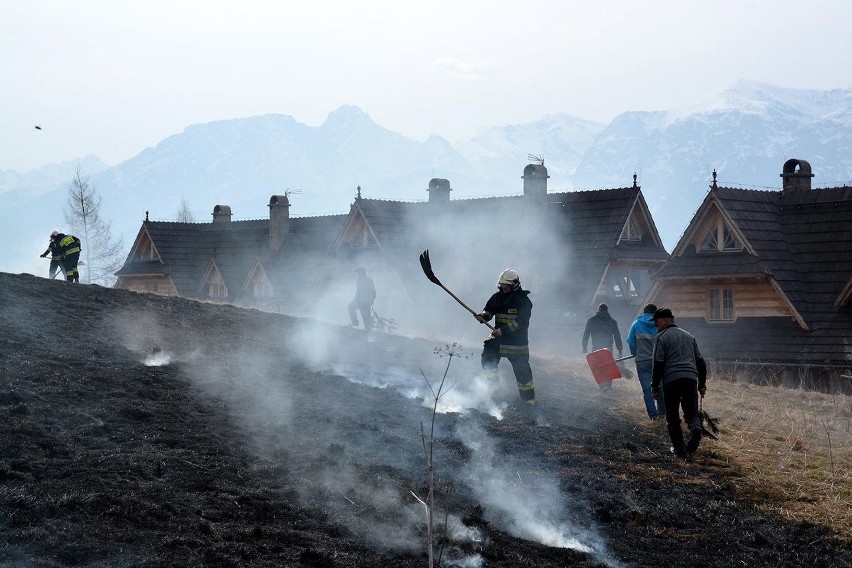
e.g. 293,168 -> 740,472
653,279 -> 789,320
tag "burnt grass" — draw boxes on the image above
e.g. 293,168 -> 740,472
1,272 -> 850,567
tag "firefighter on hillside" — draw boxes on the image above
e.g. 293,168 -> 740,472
475,268 -> 536,404
39,236 -> 66,279
49,230 -> 82,283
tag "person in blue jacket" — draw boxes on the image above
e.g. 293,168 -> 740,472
627,304 -> 665,419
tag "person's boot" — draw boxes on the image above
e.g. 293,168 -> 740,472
667,423 -> 688,458
686,427 -> 702,454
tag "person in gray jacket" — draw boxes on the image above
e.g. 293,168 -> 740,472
650,308 -> 707,458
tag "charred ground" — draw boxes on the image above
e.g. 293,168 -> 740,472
0,272 -> 849,567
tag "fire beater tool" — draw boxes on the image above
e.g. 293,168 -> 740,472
585,348 -> 635,384
418,249 -> 494,331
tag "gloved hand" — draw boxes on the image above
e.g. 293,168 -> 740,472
491,327 -> 502,337
651,388 -> 659,400
40,253 -> 48,258
698,387 -> 707,397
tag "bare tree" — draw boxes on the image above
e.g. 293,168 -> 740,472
176,195 -> 195,222
64,165 -> 124,286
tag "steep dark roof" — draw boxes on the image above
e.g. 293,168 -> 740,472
657,184 -> 852,365
351,186 -> 668,304
118,215 -> 346,299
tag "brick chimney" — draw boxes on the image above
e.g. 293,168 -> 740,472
212,205 -> 232,223
427,178 -> 452,203
269,194 -> 290,251
522,163 -> 549,199
781,158 -> 814,191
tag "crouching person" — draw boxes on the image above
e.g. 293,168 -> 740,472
650,308 -> 707,458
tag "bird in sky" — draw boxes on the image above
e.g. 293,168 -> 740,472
34,125 -> 42,130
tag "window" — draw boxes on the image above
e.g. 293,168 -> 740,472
619,218 -> 641,242
208,282 -> 227,298
707,288 -> 734,321
700,218 -> 742,252
351,225 -> 377,249
134,240 -> 157,261
609,271 -> 640,299
252,280 -> 272,299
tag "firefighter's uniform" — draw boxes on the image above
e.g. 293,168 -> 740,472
52,232 -> 82,283
477,270 -> 535,403
40,240 -> 65,279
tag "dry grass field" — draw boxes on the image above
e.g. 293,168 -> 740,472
602,366 -> 852,540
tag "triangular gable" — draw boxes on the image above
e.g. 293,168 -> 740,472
242,259 -> 273,299
196,259 -> 228,299
674,195 -> 755,257
836,275 -> 852,307
124,225 -> 163,264
617,193 -> 664,247
330,203 -> 382,254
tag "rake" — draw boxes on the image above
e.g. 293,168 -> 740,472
698,396 -> 720,440
418,249 -> 494,330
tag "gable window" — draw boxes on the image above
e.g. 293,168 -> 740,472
208,283 -> 227,298
206,272 -> 228,299
619,218 -> 641,242
252,280 -> 272,299
707,288 -> 734,322
134,240 -> 157,261
351,225 -> 377,249
700,218 -> 742,252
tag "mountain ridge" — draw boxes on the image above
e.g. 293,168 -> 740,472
3,80 -> 852,276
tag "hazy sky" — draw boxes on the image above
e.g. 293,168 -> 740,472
2,0 -> 851,172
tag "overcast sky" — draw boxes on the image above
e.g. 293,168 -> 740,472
2,0 -> 851,172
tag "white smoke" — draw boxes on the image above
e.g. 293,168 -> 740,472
455,421 -> 622,567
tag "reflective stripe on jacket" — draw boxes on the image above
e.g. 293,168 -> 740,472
59,235 -> 81,256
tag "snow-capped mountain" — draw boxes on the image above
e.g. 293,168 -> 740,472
573,80 -> 852,247
3,80 -> 852,278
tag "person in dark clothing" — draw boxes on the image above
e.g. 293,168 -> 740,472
348,266 -> 376,331
627,303 -> 665,419
50,231 -> 82,283
475,268 -> 536,404
650,308 -> 708,458
582,303 -> 623,390
39,235 -> 65,280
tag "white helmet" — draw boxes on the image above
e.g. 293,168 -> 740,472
497,268 -> 521,289
50,230 -> 59,238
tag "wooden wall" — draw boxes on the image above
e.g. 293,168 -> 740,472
653,279 -> 790,320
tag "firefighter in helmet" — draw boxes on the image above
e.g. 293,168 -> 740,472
39,231 -> 66,279
49,230 -> 82,283
474,268 -> 536,404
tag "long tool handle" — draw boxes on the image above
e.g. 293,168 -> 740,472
438,283 -> 495,331
615,354 -> 635,362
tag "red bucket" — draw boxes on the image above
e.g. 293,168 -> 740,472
586,348 -> 623,384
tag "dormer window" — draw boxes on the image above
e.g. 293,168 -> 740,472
619,218 -> 641,242
700,218 -> 742,252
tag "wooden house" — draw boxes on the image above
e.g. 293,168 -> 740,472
114,163 -> 670,347
646,159 -> 852,391
313,165 -> 669,347
115,196 -> 347,313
